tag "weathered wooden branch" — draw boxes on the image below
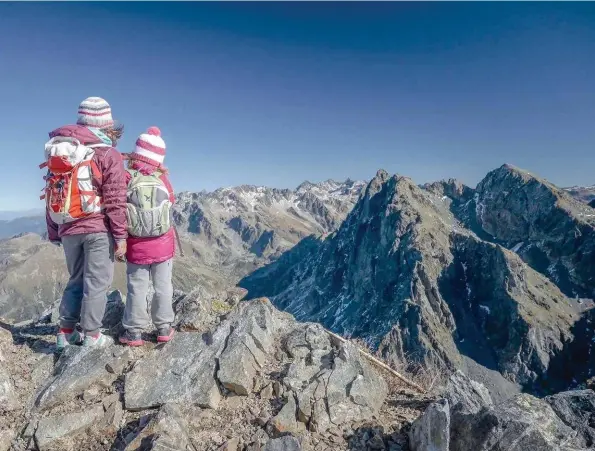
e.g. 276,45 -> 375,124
324,329 -> 427,394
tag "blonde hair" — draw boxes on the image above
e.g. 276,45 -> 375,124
103,124 -> 124,146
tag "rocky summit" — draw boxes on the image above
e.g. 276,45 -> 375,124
0,291 -> 429,451
241,166 -> 595,395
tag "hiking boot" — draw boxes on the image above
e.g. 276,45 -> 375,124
56,328 -> 83,351
157,326 -> 175,343
82,332 -> 110,348
119,330 -> 144,347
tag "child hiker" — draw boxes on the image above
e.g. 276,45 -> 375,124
44,97 -> 128,350
119,127 -> 176,346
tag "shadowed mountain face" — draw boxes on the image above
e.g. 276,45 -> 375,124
241,166 -> 595,394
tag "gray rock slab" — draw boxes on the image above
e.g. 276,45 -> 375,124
34,406 -> 104,450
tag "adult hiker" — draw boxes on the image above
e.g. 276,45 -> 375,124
43,96 -> 128,349
119,126 -> 176,346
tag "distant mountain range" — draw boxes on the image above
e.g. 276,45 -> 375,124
2,169 -> 595,397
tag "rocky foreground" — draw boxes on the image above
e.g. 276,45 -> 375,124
1,288 -> 594,451
0,289 -> 432,451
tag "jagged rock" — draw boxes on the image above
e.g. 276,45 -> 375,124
451,393 -> 581,451
444,371 -> 493,415
125,331 -> 224,410
288,339 -> 387,433
217,299 -> 276,395
124,404 -> 195,451
545,389 -> 595,448
35,342 -> 128,410
34,406 -> 104,450
409,399 -> 450,451
263,436 -> 302,451
269,394 -> 304,437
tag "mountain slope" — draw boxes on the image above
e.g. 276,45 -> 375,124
173,179 -> 365,286
0,179 -> 363,321
471,165 -> 595,298
241,169 -> 588,392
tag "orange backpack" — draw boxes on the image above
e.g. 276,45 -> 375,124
40,137 -> 108,224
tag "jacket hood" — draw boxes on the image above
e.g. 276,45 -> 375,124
49,125 -> 107,146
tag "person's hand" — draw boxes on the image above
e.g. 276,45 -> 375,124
115,240 -> 127,262
50,240 -> 61,248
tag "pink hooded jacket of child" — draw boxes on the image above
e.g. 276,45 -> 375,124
125,127 -> 175,265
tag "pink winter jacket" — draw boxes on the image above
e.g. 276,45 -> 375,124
125,161 -> 176,265
45,125 -> 128,242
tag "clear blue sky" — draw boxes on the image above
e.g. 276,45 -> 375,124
1,2 -> 594,211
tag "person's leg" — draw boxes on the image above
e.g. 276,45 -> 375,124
79,232 -> 114,338
57,235 -> 85,348
121,262 -> 151,342
150,259 -> 175,341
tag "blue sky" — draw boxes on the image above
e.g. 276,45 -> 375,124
1,2 -> 594,211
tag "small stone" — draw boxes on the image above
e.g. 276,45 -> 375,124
102,393 -> 120,410
260,383 -> 274,400
256,416 -> 269,427
273,381 -> 283,397
219,437 -> 241,451
82,387 -> 100,401
227,395 -> 243,410
328,427 -> 341,437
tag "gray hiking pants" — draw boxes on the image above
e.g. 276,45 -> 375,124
122,259 -> 174,332
60,232 -> 115,335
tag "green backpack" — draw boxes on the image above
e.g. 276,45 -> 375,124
126,169 -> 172,238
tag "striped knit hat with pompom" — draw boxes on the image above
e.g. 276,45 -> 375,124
76,97 -> 114,129
130,126 -> 166,167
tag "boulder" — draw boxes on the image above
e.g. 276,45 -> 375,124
217,299 -> 276,395
288,338 -> 387,433
444,371 -> 493,416
124,404 -> 195,451
125,330 -> 225,410
269,394 -> 304,437
450,394 -> 580,451
35,342 -> 129,410
409,399 -> 450,451
34,406 -> 104,450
